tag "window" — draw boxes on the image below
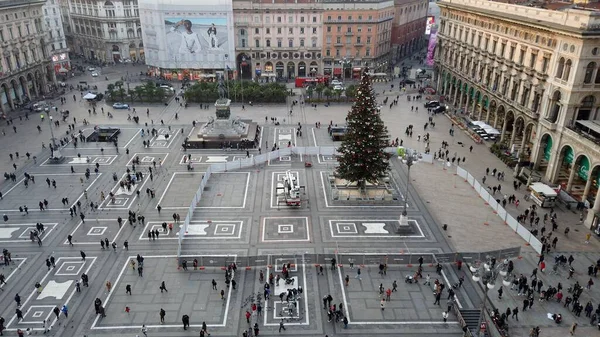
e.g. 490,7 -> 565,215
518,49 -> 525,64
289,28 -> 293,34
255,28 -> 259,34
288,16 -> 293,23
300,39 -> 304,47
255,39 -> 260,48
0,29 -> 3,42
326,36 -> 331,44
542,55 -> 549,73
337,26 -> 341,33
336,49 -> 340,57
366,48 -> 371,56
327,15 -> 331,21
358,15 -> 362,20
326,49 -> 330,56
357,26 -> 362,33
356,36 -> 361,44
509,46 -> 515,61
300,16 -> 304,23
347,27 -> 352,33
327,27 -> 331,33
336,36 -> 341,44
492,40 -> 497,54
348,16 -> 352,20
584,62 -> 595,84
266,39 -> 271,47
529,53 -> 537,69
367,26 -> 372,33
266,28 -> 270,34
366,36 -> 371,44
51,44 -> 56,51
312,27 -> 317,34
288,39 -> 293,47
500,42 -> 506,56
312,39 -> 317,48
368,15 -> 372,20
337,16 -> 341,20
277,39 -> 282,47
17,26 -> 22,38
346,37 -> 351,44
278,28 -> 282,34
312,16 -> 317,23
277,16 -> 281,23
300,28 -> 304,34
555,57 -> 565,78
265,16 -> 270,24
240,29 -> 246,36
241,39 -> 246,47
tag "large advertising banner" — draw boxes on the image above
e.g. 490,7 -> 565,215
165,17 -> 228,60
425,16 -> 435,35
139,0 -> 235,70
425,29 -> 437,67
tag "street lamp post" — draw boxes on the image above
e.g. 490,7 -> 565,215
470,258 -> 508,337
45,107 -> 61,159
241,56 -> 246,105
400,150 -> 414,225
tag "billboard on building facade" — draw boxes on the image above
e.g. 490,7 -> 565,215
425,16 -> 435,35
165,17 -> 228,61
425,29 -> 437,67
139,0 -> 235,70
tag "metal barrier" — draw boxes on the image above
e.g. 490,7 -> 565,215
176,250 -> 521,269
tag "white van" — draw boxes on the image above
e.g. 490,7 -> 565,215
529,183 -> 558,208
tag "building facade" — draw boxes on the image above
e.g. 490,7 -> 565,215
436,0 -> 600,228
322,0 -> 394,79
0,0 -> 54,115
43,0 -> 71,75
232,0 -> 323,81
390,0 -> 428,66
62,0 -> 144,63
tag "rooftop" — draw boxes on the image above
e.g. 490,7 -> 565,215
0,0 -> 45,8
440,0 -> 600,33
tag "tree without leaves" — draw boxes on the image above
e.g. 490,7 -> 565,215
335,69 -> 390,189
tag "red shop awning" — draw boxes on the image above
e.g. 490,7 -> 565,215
333,68 -> 342,75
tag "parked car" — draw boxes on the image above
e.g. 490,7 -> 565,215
331,79 -> 343,86
333,85 -> 345,91
87,67 -> 96,71
424,100 -> 440,108
91,72 -> 99,77
112,102 -> 129,109
432,105 -> 447,114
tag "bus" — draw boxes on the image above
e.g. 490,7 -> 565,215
295,76 -> 328,88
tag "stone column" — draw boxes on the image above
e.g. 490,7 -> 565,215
582,171 -> 594,202
585,187 -> 600,229
32,79 -> 39,97
528,87 -> 537,110
509,121 -> 518,147
500,117 -> 508,142
493,110 -> 499,129
566,164 -> 577,192
520,127 -> 528,151
478,103 -> 483,121
23,81 -> 31,100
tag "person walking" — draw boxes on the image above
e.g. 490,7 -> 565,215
141,324 -> 148,336
245,310 -> 251,323
160,308 -> 166,324
279,320 -> 286,332
220,289 -> 225,300
345,275 -> 350,286
355,268 -> 361,280
212,279 -> 217,290
570,322 -> 578,335
160,281 -> 168,293
380,298 -> 386,311
182,314 -> 190,330
125,284 -> 132,295
106,280 -> 112,292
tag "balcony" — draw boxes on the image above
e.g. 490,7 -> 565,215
334,42 -> 343,47
354,42 -> 364,47
565,123 -> 600,150
540,118 -> 557,131
345,32 -> 354,36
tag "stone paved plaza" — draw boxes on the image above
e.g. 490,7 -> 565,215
0,59 -> 599,337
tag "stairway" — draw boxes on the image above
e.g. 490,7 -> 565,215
459,309 -> 490,337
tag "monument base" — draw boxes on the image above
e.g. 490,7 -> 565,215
186,119 -> 260,149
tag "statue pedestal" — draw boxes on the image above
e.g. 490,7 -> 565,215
185,99 -> 260,149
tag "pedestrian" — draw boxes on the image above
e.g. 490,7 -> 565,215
212,279 -> 217,290
141,324 -> 148,336
182,314 -> 190,330
355,268 -> 361,280
67,234 -> 73,246
106,280 -> 112,292
53,306 -> 60,319
61,304 -> 68,318
221,289 -> 225,300
279,320 -> 286,332
160,308 -> 166,324
160,281 -> 168,293
570,322 -> 577,335
443,311 -> 448,322
126,284 -> 132,295
345,275 -> 350,286
380,298 -> 386,310
512,307 -> 519,321
14,293 -> 21,307
246,310 -> 251,323
498,286 -> 503,300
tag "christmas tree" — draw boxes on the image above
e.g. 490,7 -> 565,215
335,69 -> 390,188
